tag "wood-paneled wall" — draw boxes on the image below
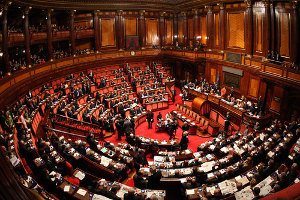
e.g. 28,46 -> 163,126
146,18 -> 159,45
101,18 -> 115,47
166,19 -> 173,45
227,12 -> 245,49
125,18 -> 137,36
200,16 -> 207,45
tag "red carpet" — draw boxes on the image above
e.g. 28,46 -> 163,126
107,87 -> 212,153
106,87 -> 213,187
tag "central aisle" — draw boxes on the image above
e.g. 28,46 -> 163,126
107,87 -> 213,152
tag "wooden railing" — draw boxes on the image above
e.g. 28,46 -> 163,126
51,114 -> 104,140
0,49 -> 299,110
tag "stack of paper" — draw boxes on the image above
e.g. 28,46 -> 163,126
235,186 -> 255,200
75,171 -> 86,180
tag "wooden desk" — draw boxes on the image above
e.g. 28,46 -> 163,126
73,188 -> 92,200
220,100 -> 245,117
58,180 -> 77,196
208,94 -> 220,105
145,100 -> 169,111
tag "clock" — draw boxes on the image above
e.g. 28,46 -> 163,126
130,51 -> 135,56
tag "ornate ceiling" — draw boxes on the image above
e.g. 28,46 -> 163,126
10,0 -> 235,12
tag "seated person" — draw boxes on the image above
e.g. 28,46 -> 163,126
165,112 -> 172,120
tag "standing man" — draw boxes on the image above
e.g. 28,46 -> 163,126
147,110 -> 154,129
172,89 -> 176,102
224,112 -> 231,137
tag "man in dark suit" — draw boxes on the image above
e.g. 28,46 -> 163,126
182,122 -> 190,132
133,172 -> 147,189
147,110 -> 154,129
147,167 -> 162,189
123,188 -> 143,200
106,185 -> 121,200
224,112 -> 231,137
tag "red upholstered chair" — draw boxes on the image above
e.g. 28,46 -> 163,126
65,161 -> 74,176
67,177 -> 80,186
200,120 -> 209,132
195,115 -> 201,124
199,118 -> 205,127
209,110 -> 218,121
217,116 -> 225,127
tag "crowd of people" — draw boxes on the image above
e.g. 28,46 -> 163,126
182,78 -> 265,117
0,61 -> 299,200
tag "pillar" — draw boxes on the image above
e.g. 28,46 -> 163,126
24,7 -> 31,66
70,10 -> 76,55
138,10 -> 146,49
94,10 -> 100,52
47,9 -> 53,59
2,3 -> 9,73
245,0 -> 253,56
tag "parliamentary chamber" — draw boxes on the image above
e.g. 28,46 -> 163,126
0,0 -> 299,199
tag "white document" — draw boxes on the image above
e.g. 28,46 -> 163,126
235,175 -> 249,186
64,185 -> 70,192
77,188 -> 87,196
186,189 -> 195,195
100,156 -> 111,167
75,171 -> 86,180
92,194 -> 112,200
259,185 -> 272,196
235,186 -> 254,200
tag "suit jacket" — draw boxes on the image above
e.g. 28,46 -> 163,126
147,112 -> 154,121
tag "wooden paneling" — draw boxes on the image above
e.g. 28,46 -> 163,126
166,19 -> 173,45
278,12 -> 290,57
214,13 -> 220,47
101,18 -> 115,46
178,19 -> 183,43
76,39 -> 92,50
228,12 -> 245,49
74,13 -> 93,28
188,18 -> 194,40
270,86 -> 284,112
248,78 -> 259,97
200,16 -> 207,45
210,68 -> 217,83
254,11 -> 263,52
125,18 -> 137,36
146,18 -> 159,45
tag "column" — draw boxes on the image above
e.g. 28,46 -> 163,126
24,7 -> 31,67
219,2 -> 226,50
116,10 -> 125,50
206,5 -> 213,50
182,11 -> 188,47
159,12 -> 166,48
47,9 -> 53,59
2,3 -> 9,74
270,2 -> 276,53
290,1 -> 299,65
263,0 -> 271,57
94,10 -> 100,52
138,10 -> 146,49
245,0 -> 253,56
193,9 -> 200,44
70,10 -> 76,55
173,13 -> 178,46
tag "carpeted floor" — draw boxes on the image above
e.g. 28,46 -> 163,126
106,87 -> 213,187
107,87 -> 213,152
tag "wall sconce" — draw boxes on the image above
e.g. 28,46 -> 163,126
196,36 -> 202,39
174,35 -> 178,39
205,36 -> 208,40
0,52 -> 3,57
